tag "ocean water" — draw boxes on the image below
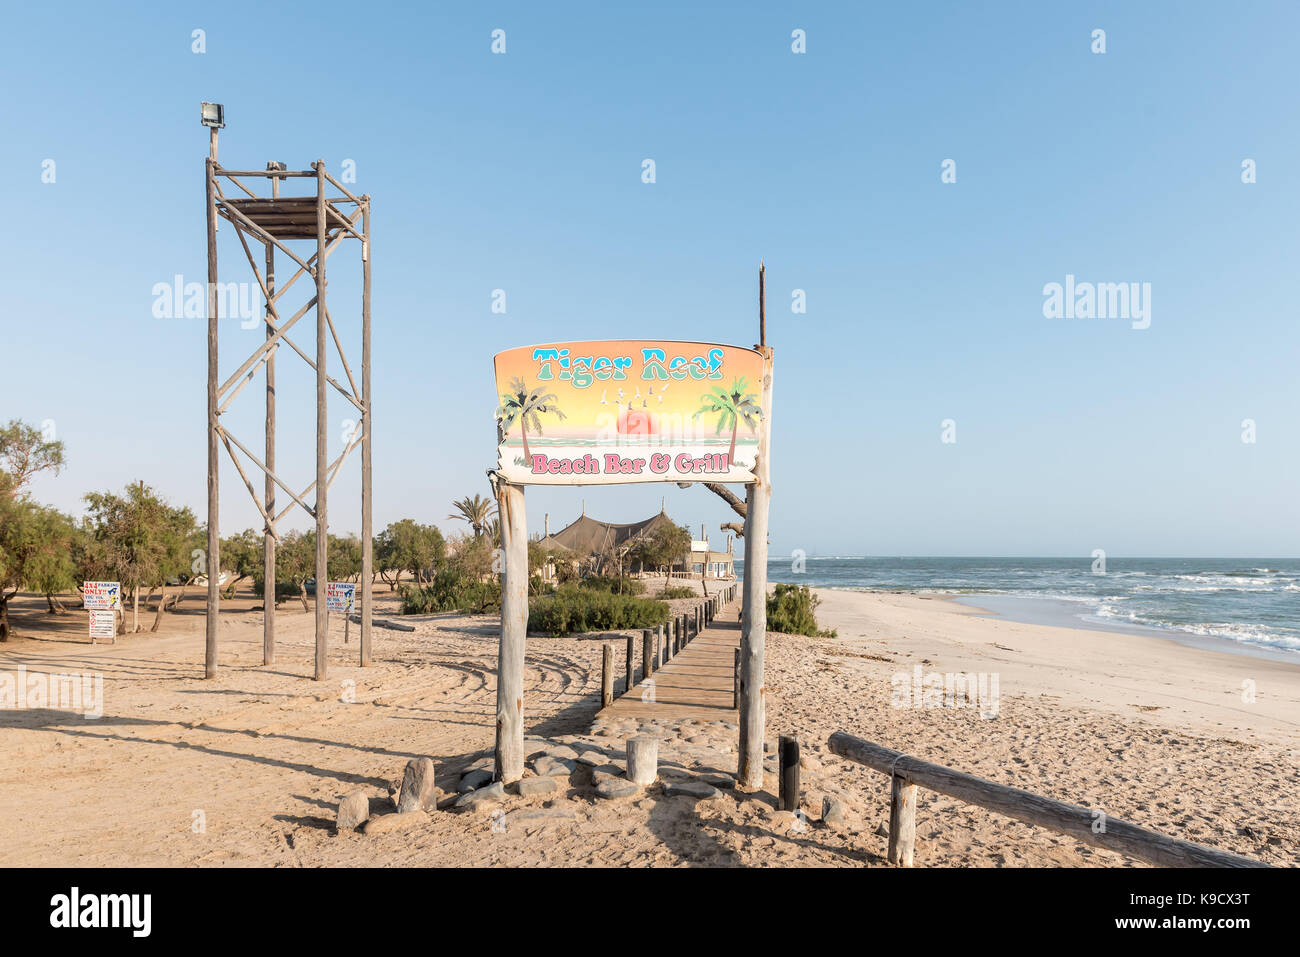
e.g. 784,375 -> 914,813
736,557 -> 1300,660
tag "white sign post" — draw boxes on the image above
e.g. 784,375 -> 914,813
83,581 -> 121,644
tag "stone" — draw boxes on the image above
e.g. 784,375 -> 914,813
363,810 -> 426,835
458,768 -> 493,793
665,781 -> 723,801
455,780 -> 506,810
396,757 -> 438,813
627,735 -> 659,785
596,779 -> 641,800
539,744 -> 579,761
875,823 -> 889,837
687,735 -> 708,745
699,772 -> 736,789
592,765 -> 625,786
822,796 -> 845,827
574,750 -> 607,767
336,791 -> 370,831
517,776 -> 558,797
800,756 -> 822,772
532,755 -> 576,778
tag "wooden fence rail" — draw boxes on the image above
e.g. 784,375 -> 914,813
827,731 -> 1268,869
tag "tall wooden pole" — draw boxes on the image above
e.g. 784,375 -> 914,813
312,160 -> 329,681
204,130 -> 220,679
262,168 -> 277,666
493,475 -> 528,783
738,264 -> 774,789
360,197 -> 373,666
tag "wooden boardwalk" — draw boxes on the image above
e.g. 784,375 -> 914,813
594,597 -> 742,723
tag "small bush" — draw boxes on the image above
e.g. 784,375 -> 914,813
400,567 -> 500,615
656,585 -> 696,599
576,576 -> 645,596
528,586 -> 668,636
766,583 -> 836,637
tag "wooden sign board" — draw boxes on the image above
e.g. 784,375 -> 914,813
493,340 -> 766,485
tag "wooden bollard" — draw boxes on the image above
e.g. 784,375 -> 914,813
654,629 -> 661,669
888,774 -> 918,867
601,644 -> 613,709
627,735 -> 658,785
779,736 -> 801,811
642,629 -> 654,679
733,647 -> 740,709
624,634 -> 634,696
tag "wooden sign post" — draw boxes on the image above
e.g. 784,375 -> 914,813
491,474 -> 529,783
738,344 -> 773,790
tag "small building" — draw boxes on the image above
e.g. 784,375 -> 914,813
689,537 -> 735,579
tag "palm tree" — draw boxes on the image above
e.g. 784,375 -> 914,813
695,376 -> 762,462
496,376 -> 566,460
448,494 -> 497,539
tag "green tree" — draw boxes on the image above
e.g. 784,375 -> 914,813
375,519 -> 445,589
328,533 -> 363,582
220,529 -> 262,599
84,482 -> 196,633
0,419 -> 65,500
694,376 -> 762,463
447,494 -> 497,540
495,376 -> 566,461
627,522 -> 692,576
271,531 -> 315,612
0,421 -> 70,639
26,507 -> 80,613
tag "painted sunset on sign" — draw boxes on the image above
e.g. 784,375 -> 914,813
492,340 -> 765,486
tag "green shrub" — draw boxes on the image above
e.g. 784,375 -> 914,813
766,583 -> 836,637
400,567 -> 500,615
528,586 -> 668,636
656,585 -> 696,599
576,575 -> 645,596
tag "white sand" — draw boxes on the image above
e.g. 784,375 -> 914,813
0,585 -> 1294,867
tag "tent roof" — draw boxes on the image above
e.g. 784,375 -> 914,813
547,511 -> 680,557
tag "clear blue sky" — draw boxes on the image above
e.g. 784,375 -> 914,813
2,1 -> 1297,557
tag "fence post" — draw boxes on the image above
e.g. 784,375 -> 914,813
779,735 -> 801,811
601,643 -> 613,709
625,633 -> 634,693
643,629 -> 654,679
888,774 -> 918,867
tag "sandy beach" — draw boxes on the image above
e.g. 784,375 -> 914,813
0,583 -> 1295,867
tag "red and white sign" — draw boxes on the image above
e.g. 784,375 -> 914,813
83,581 -> 121,610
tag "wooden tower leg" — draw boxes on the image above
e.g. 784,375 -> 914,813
263,236 -> 276,666
312,160 -> 329,681
360,198 -> 373,667
204,142 -> 220,680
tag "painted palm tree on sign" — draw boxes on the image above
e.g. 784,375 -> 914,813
496,376 -> 567,461
448,494 -> 497,539
695,376 -> 762,463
